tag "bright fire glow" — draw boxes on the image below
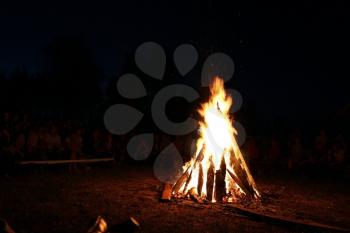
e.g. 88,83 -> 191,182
175,77 -> 259,202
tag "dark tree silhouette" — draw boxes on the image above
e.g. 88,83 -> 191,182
44,36 -> 102,113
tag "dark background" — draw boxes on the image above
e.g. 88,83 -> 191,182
1,0 -> 349,136
1,3 -> 350,232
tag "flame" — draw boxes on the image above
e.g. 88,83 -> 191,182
176,77 -> 259,202
198,77 -> 234,170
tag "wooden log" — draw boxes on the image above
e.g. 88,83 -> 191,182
160,183 -> 172,202
215,155 -> 227,202
197,164 -> 204,195
87,216 -> 107,233
229,149 -> 239,167
196,144 -> 206,162
183,170 -> 193,194
223,204 -> 350,233
172,167 -> 190,194
173,144 -> 206,195
176,200 -> 350,233
188,187 -> 203,203
18,158 -> 114,165
229,150 -> 256,197
233,164 -> 256,197
227,169 -> 251,196
231,145 -> 259,197
206,157 -> 215,201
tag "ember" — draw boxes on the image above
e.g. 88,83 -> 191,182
172,77 -> 259,202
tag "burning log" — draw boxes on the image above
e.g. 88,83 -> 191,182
214,155 -> 227,201
236,168 -> 256,197
188,187 -> 203,203
173,144 -> 206,195
223,149 -> 256,197
206,157 -> 215,201
196,144 -> 206,196
183,170 -> 193,193
171,77 -> 260,202
87,216 -> 107,233
197,164 -> 204,195
196,144 -> 206,162
230,153 -> 256,197
227,169 -> 250,197
172,167 -> 190,194
160,183 -> 172,201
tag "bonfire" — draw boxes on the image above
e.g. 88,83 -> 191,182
171,77 -> 259,202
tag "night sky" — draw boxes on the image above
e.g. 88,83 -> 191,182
0,1 -> 201,73
1,1 -> 349,128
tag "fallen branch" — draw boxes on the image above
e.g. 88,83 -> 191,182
18,158 -> 114,165
222,203 -> 350,233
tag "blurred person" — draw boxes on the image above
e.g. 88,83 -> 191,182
267,134 -> 282,174
26,126 -> 39,160
245,137 -> 261,163
288,130 -> 304,171
312,129 -> 328,164
328,135 -> 347,170
0,126 -> 13,175
0,120 -> 22,175
91,128 -> 102,156
0,126 -> 11,149
113,135 -> 126,165
13,131 -> 26,159
105,133 -> 113,155
94,131 -> 113,158
66,128 -> 83,173
243,137 -> 262,175
37,126 -> 50,160
91,128 -> 100,144
46,126 -> 63,159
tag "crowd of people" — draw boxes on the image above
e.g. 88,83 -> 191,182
242,129 -> 349,177
0,112 -> 118,174
1,111 -> 349,177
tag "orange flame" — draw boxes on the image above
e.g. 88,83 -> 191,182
176,77 -> 259,202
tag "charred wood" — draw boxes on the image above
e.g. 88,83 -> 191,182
215,155 -> 226,201
206,158 -> 215,201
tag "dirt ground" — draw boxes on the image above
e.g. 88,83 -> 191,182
1,165 -> 350,233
